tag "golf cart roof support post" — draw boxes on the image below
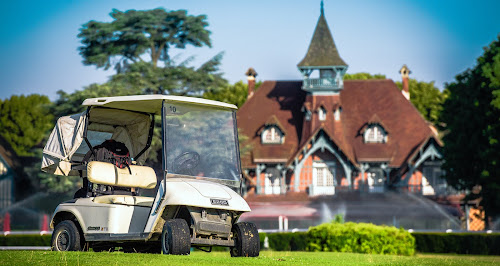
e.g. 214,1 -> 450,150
153,101 -> 167,215
232,111 -> 244,195
162,101 -> 167,196
83,106 -> 95,158
134,114 -> 155,161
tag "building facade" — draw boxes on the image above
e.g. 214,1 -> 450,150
237,4 -> 448,199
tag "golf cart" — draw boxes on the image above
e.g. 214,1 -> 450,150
41,95 -> 259,256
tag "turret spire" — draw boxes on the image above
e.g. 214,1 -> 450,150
297,1 -> 348,94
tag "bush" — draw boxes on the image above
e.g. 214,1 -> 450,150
308,222 -> 415,255
412,232 -> 500,255
267,232 -> 308,251
0,234 -> 51,246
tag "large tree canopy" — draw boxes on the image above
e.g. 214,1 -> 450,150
78,8 -> 211,70
203,80 -> 262,108
441,36 -> 500,228
0,94 -> 53,156
396,79 -> 448,126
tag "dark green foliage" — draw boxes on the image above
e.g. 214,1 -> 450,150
307,222 -> 415,255
0,94 -> 53,156
79,8 -> 211,70
267,232 -> 309,251
440,36 -> 500,226
0,235 -> 51,246
396,78 -> 448,126
412,233 -> 500,255
109,55 -> 227,95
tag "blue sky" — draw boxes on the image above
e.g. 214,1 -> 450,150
0,0 -> 499,100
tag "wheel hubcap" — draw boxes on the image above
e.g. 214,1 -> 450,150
57,230 -> 70,251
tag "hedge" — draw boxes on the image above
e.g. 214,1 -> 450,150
412,232 -> 500,255
307,222 -> 415,255
267,232 -> 308,251
0,234 -> 51,246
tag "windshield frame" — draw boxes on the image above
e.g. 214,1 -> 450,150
161,100 -> 242,189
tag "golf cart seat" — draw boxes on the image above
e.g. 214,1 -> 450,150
87,161 -> 157,207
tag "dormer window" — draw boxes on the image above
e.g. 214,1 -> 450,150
334,107 -> 341,121
364,124 -> 387,143
319,107 -> 326,121
302,106 -> 312,121
262,126 -> 284,144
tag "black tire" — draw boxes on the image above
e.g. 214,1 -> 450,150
230,222 -> 260,257
161,219 -> 191,255
51,220 -> 83,251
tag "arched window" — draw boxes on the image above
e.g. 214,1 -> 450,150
262,126 -> 283,144
364,125 -> 387,143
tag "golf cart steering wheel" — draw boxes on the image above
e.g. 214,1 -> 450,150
173,151 -> 200,175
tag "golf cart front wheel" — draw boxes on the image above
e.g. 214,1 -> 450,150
161,219 -> 191,255
51,220 -> 83,251
230,222 -> 260,257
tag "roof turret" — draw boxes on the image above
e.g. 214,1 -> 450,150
297,2 -> 346,67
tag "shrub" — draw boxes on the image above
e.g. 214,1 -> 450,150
307,222 -> 415,255
267,232 -> 308,251
412,232 -> 500,255
0,234 -> 51,246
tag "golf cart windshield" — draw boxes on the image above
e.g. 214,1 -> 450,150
164,102 -> 241,187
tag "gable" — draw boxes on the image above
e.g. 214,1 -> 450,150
237,81 -> 306,167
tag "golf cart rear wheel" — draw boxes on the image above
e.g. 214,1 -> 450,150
51,220 -> 83,251
230,222 -> 260,257
161,219 -> 191,255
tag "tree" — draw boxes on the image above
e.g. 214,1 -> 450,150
78,8 -> 211,70
396,79 -> 448,126
0,94 -> 54,156
440,36 -> 500,228
344,72 -> 386,80
203,80 -> 262,108
110,53 -> 227,95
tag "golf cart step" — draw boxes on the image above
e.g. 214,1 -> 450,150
191,237 -> 235,247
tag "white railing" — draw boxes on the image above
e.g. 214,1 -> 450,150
303,78 -> 339,90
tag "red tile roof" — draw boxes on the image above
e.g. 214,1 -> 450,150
237,79 -> 437,169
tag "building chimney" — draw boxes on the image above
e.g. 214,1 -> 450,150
399,65 -> 411,100
245,68 -> 258,99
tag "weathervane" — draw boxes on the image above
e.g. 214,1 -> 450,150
321,0 -> 324,15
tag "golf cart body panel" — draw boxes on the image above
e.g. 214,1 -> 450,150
51,198 -> 151,235
44,95 -> 258,254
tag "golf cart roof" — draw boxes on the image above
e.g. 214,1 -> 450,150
82,95 -> 237,114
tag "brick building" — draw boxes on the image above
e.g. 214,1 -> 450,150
237,3 -> 455,229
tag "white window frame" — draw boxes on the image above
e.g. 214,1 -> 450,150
364,125 -> 387,143
264,172 -> 280,195
262,126 -> 283,144
318,107 -> 327,121
312,161 -> 336,187
334,108 -> 341,121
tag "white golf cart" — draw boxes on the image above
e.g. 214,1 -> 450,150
41,95 -> 259,256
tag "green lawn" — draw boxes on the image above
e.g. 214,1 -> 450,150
0,251 -> 498,265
